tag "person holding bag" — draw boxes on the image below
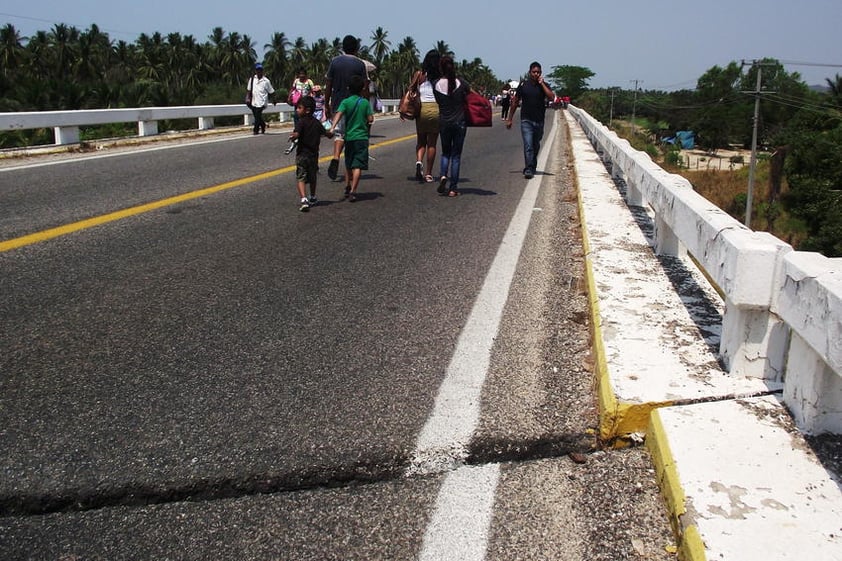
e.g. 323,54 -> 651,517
246,63 -> 276,135
289,68 -> 314,127
404,50 -> 441,183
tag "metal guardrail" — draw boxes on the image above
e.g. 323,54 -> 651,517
0,100 -> 401,146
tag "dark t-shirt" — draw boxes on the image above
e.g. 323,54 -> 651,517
295,115 -> 327,158
326,54 -> 367,112
516,80 -> 548,122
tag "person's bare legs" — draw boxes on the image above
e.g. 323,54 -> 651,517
424,132 -> 438,180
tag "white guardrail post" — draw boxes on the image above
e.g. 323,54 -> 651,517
568,105 -> 842,434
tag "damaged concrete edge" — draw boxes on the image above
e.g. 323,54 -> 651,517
647,409 -> 708,561
570,127 -> 673,446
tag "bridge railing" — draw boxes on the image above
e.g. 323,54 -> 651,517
569,105 -> 842,434
0,100 -> 400,147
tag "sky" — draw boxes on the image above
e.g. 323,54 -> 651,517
2,0 -> 841,90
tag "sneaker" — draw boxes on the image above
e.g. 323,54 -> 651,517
437,176 -> 448,194
343,186 -> 351,199
308,195 -> 318,206
415,161 -> 423,181
349,193 -> 357,202
328,158 -> 340,180
524,169 -> 534,179
299,198 -> 310,212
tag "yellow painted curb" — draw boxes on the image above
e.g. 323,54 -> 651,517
569,118 -> 672,445
647,409 -> 708,561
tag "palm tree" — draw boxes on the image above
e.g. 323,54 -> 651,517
289,36 -> 308,72
369,27 -> 390,67
307,38 -> 332,85
434,40 -> 453,58
826,74 -> 842,106
264,31 -> 291,87
48,23 -> 81,80
0,24 -> 27,77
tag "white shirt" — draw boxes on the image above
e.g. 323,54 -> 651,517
248,75 -> 275,107
419,79 -> 436,103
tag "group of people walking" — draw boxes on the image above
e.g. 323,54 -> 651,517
408,50 -> 471,197
247,38 -> 556,212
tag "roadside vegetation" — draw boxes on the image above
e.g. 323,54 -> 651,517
0,23 -> 503,146
569,62 -> 842,257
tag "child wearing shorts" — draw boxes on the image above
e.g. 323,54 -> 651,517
329,75 -> 373,202
290,96 -> 333,212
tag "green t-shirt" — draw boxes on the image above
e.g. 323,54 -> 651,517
337,95 -> 372,141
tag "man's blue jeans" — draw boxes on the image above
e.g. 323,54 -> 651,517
520,119 -> 544,174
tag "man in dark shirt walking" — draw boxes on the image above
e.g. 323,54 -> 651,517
505,61 -> 555,179
324,35 -> 368,181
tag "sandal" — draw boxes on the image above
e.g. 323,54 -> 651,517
424,175 -> 434,183
448,190 -> 459,197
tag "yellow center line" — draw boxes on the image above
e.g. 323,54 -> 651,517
0,134 -> 415,253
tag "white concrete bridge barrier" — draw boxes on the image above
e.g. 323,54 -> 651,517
568,104 -> 841,436
0,101 -> 400,148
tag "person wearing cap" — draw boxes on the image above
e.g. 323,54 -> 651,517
246,62 -> 276,135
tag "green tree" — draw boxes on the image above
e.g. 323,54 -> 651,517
0,24 -> 27,78
546,65 -> 594,99
779,109 -> 842,256
369,27 -> 390,67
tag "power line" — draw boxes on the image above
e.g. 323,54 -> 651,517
780,60 -> 842,69
0,11 -> 141,38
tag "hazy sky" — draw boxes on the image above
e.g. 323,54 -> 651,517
2,0 -> 840,90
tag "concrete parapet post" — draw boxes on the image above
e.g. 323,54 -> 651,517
716,230 -> 792,379
654,214 -> 685,258
54,125 -> 80,145
784,333 -> 842,433
138,120 -> 158,137
776,252 -> 842,433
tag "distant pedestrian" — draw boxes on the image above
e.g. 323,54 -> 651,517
289,68 -> 314,127
246,63 -> 276,135
324,35 -> 368,182
505,61 -> 554,179
500,88 -> 511,120
312,84 -> 327,123
290,96 -> 333,212
329,74 -> 373,202
433,55 -> 470,197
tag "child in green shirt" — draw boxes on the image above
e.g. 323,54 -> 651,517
329,75 -> 373,202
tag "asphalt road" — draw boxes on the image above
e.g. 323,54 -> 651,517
0,114 -> 676,560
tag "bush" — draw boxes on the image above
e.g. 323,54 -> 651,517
664,149 -> 683,167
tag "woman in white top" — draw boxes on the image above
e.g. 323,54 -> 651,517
408,50 -> 441,183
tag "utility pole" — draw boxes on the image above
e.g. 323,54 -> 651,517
630,80 -> 642,136
741,60 -> 775,229
608,87 -> 618,128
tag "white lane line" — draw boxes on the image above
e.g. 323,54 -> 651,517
418,463 -> 501,561
408,114 -> 557,475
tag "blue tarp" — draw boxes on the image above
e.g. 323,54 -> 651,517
664,131 -> 696,149
675,131 -> 695,149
